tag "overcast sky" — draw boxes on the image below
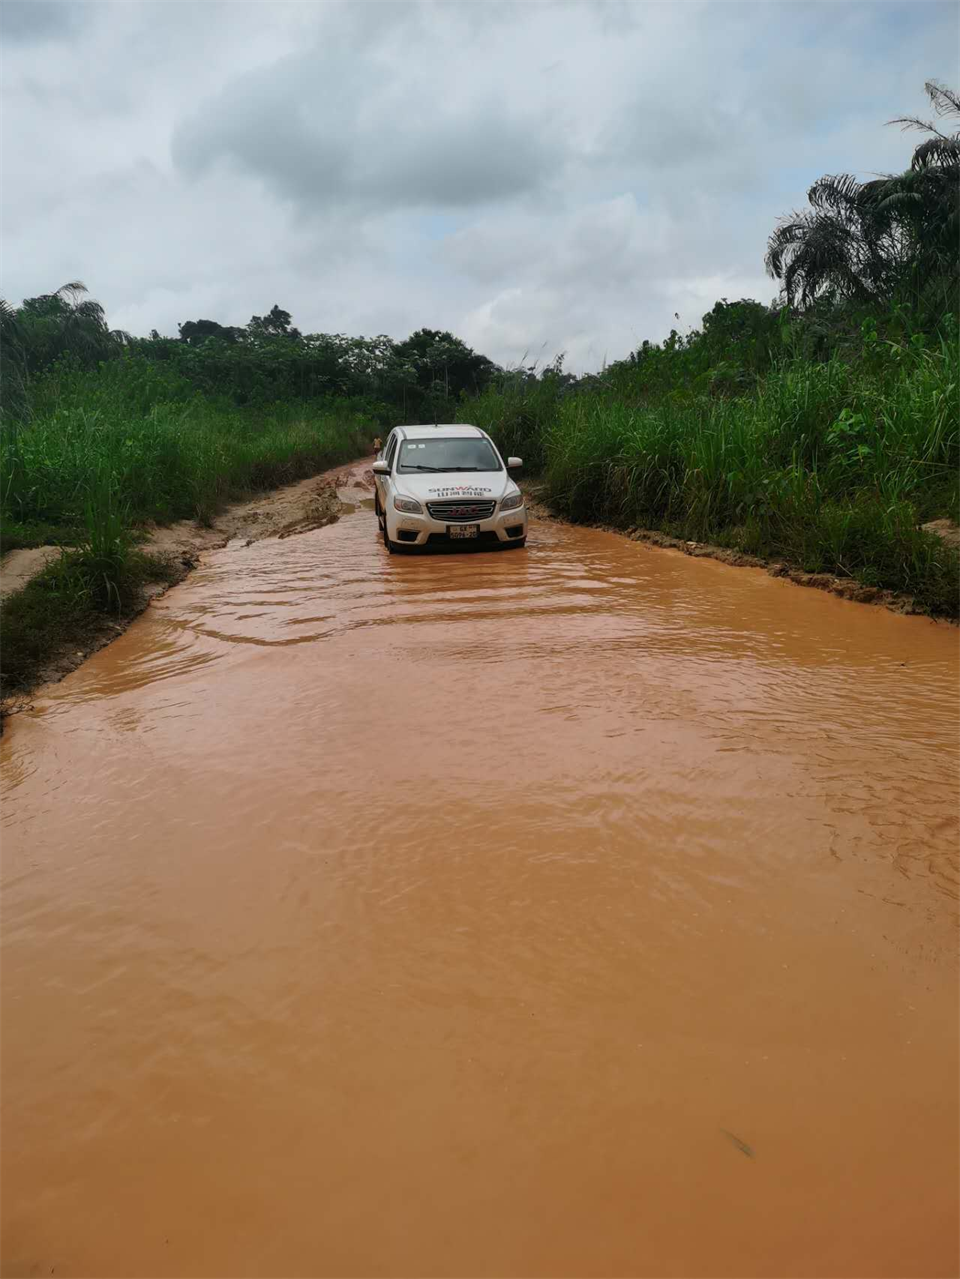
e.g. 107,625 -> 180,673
2,0 -> 956,371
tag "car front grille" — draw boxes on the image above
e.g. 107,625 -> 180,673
426,499 -> 497,522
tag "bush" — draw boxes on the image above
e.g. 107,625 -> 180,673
1,360 -> 379,535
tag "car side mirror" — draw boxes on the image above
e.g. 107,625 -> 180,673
372,460 -> 390,475
507,457 -> 522,469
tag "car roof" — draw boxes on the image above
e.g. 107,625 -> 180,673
395,424 -> 484,440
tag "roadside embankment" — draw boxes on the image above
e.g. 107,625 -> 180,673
525,484 -> 960,620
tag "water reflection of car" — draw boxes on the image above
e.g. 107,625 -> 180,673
372,425 -> 527,552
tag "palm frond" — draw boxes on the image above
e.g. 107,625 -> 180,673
808,173 -> 862,213
926,79 -> 960,119
888,112 -> 946,138
911,136 -> 960,169
54,281 -> 90,304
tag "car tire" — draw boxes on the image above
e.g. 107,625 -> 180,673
383,518 -> 395,554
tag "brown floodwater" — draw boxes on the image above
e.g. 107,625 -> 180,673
2,466 -> 958,1278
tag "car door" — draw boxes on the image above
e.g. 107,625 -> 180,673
376,431 -> 398,512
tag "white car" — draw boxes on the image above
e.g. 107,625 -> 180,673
372,424 -> 528,552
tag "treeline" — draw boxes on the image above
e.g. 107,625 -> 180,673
1,290 -> 500,428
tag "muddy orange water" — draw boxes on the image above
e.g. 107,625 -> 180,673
2,464 -> 958,1278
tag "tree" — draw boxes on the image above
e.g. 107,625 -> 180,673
765,174 -> 910,307
16,282 -> 129,374
393,329 -> 498,401
247,305 -> 300,339
881,81 -> 960,292
178,318 -> 244,346
765,81 -> 959,309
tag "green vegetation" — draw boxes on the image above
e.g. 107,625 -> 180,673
3,356 -> 378,532
462,83 -> 960,615
1,81 -> 957,704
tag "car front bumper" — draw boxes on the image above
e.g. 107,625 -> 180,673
390,505 -> 528,547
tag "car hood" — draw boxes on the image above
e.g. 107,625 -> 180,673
396,471 -> 514,502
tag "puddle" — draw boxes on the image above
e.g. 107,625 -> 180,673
2,489 -> 957,1277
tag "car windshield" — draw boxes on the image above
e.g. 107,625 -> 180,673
398,437 -> 501,473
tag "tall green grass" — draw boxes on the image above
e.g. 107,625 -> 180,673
467,327 -> 960,614
1,354 -> 378,540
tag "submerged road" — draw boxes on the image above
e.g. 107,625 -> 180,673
2,461 -> 958,1278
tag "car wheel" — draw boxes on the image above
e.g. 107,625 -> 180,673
383,518 -> 395,554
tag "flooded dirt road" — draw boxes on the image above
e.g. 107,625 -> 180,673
2,462 -> 958,1278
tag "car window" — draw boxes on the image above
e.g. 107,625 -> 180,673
384,434 -> 398,469
398,437 -> 501,473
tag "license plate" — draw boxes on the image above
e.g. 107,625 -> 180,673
448,524 -> 479,539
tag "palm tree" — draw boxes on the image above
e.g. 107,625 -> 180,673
881,82 -> 960,293
766,81 -> 959,309
18,281 -> 129,374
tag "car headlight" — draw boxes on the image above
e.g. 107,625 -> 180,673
394,495 -> 422,514
500,492 -> 524,512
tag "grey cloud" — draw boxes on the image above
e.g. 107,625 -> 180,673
172,44 -> 559,212
1,0 -> 90,42
363,111 -> 556,207
173,68 -> 350,206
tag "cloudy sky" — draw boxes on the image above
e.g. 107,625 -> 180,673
2,0 -> 956,371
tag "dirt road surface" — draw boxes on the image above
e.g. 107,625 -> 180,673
2,460 -> 957,1278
